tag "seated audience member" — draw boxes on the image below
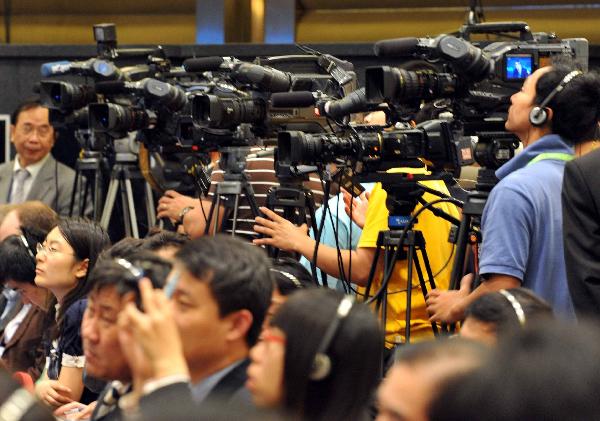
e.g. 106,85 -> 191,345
264,257 -> 315,328
376,339 -> 488,421
562,146 -> 600,318
427,63 -> 600,322
248,289 -> 383,421
0,228 -> 53,378
55,251 -> 171,421
116,234 -> 273,412
34,218 -> 111,408
0,97 -> 86,216
0,201 -> 59,241
0,201 -> 58,333
429,321 -> 600,421
460,288 -> 553,346
142,229 -> 188,260
0,368 -> 54,421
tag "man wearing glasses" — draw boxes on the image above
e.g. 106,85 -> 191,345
0,96 -> 80,216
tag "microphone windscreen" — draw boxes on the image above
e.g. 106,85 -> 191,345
183,57 -> 225,72
40,61 -> 72,77
271,91 -> 315,108
374,37 -> 419,57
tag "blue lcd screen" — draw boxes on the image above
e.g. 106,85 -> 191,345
506,55 -> 533,80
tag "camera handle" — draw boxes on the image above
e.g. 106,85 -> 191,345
460,22 -> 534,41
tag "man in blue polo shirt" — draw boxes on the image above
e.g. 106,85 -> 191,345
426,62 -> 600,322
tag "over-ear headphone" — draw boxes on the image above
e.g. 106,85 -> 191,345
309,295 -> 355,381
529,70 -> 583,126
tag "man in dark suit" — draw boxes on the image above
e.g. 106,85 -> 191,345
512,60 -> 530,79
562,147 -> 600,317
114,236 -> 273,417
0,97 -> 86,217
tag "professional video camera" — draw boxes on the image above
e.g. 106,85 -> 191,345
180,50 -> 360,149
367,22 -> 588,172
278,119 -> 473,175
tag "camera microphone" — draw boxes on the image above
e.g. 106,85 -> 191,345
232,63 -> 292,93
182,56 -> 225,72
271,91 -> 316,108
374,37 -> 420,57
41,58 -> 120,79
95,81 -> 126,94
322,88 -> 367,120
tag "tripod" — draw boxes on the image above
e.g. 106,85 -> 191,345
364,228 -> 439,345
448,167 -> 497,291
99,152 -> 156,238
266,164 -> 319,259
205,147 -> 262,236
69,150 -> 106,220
360,171 -> 462,345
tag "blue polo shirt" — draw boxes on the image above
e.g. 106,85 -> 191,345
479,134 -> 575,319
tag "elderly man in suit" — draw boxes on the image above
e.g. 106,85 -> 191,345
0,97 -> 82,217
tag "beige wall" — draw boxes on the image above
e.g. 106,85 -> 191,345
0,1 -> 598,44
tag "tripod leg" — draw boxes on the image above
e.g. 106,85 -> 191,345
413,251 -> 439,336
230,195 -> 241,237
123,178 -> 139,238
69,171 -> 80,217
145,182 -> 156,228
93,164 -> 104,221
405,244 -> 415,344
100,179 -> 119,230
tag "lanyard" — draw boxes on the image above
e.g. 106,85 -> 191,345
527,152 -> 574,166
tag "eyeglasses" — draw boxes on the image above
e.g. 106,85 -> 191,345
35,242 -> 75,256
17,123 -> 53,138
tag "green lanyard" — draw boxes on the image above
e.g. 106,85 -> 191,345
527,152 -> 574,166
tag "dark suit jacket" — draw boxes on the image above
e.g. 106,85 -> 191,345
562,148 -> 600,317
0,155 -> 88,217
139,359 -> 252,421
1,305 -> 47,379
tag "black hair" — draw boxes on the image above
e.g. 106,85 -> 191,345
89,250 -> 171,308
11,96 -> 44,126
464,287 -> 553,336
175,235 -> 273,347
0,226 -> 46,285
534,59 -> 600,143
270,257 -> 315,296
429,321 -> 600,421
55,218 -> 111,329
143,229 -> 188,252
98,237 -> 146,261
271,289 -> 383,421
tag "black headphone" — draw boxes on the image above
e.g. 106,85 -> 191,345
529,70 -> 582,126
309,295 -> 355,381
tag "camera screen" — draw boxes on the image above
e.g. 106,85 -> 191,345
505,55 -> 533,80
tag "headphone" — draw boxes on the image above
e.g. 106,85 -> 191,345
19,234 -> 36,264
498,289 -> 526,327
529,70 -> 583,126
309,295 -> 355,381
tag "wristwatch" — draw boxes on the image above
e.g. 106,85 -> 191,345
177,206 -> 195,224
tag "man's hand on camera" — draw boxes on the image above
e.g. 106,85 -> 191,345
157,191 -> 197,223
426,273 -> 474,323
253,207 -> 309,252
